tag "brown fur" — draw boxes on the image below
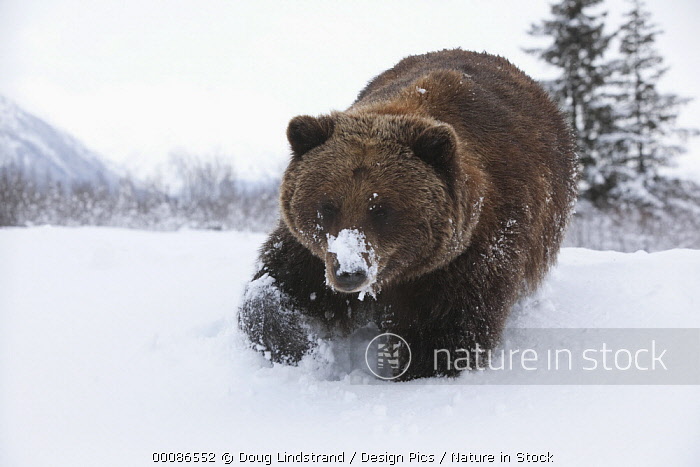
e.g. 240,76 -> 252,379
239,49 -> 578,379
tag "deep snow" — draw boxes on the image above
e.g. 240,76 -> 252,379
1,227 -> 699,466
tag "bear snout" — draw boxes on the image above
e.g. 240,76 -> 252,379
332,266 -> 369,292
325,228 -> 379,295
325,253 -> 372,293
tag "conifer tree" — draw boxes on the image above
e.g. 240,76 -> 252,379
607,0 -> 697,197
526,0 -> 616,202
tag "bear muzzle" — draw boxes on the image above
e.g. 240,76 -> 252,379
331,265 -> 369,293
325,228 -> 379,297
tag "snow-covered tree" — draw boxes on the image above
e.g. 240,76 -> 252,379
526,0 -> 616,202
605,0 -> 697,200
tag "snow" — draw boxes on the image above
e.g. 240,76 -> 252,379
244,272 -> 279,306
1,227 -> 699,467
326,228 -> 378,300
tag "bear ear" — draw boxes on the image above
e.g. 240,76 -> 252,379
287,115 -> 335,159
411,124 -> 457,174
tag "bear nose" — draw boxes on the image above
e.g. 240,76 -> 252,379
334,269 -> 368,291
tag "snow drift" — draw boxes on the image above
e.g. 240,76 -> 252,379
1,227 -> 698,466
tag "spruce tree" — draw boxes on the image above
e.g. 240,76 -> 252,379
607,0 -> 697,200
526,0 -> 616,202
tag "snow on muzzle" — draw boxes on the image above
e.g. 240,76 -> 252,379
325,228 -> 378,300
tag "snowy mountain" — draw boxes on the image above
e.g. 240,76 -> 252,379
0,95 -> 119,188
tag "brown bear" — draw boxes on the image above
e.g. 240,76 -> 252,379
238,49 -> 578,380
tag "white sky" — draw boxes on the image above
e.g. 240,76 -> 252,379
1,0 -> 698,180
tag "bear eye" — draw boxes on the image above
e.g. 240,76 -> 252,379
369,205 -> 392,225
318,202 -> 338,221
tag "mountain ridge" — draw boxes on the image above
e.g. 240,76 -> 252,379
0,95 -> 120,188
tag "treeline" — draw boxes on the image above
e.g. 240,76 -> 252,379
3,154 -> 700,251
525,0 -> 700,250
527,0 -> 698,205
0,156 -> 279,232
564,177 -> 700,251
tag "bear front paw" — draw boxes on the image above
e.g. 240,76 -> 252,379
238,273 -> 318,365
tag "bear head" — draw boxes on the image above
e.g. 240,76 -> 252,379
280,111 -> 479,298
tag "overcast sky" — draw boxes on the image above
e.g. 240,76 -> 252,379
1,0 -> 698,180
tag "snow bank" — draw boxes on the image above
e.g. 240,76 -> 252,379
1,227 -> 699,466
